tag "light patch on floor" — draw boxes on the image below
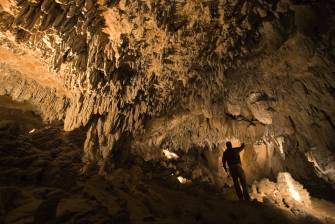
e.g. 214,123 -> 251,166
177,176 -> 191,184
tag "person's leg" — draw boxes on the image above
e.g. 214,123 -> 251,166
230,169 -> 243,201
237,167 -> 250,201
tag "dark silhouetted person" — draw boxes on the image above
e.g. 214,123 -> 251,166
222,142 -> 250,201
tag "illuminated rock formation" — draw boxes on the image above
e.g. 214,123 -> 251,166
251,172 -> 312,209
0,0 -> 334,189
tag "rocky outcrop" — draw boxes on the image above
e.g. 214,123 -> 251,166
251,172 -> 312,209
0,0 -> 334,188
0,65 -> 68,122
0,115 -> 332,223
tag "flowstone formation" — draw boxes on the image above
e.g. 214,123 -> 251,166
251,172 -> 312,210
0,0 -> 334,190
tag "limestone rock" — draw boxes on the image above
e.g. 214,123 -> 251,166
0,0 -> 334,189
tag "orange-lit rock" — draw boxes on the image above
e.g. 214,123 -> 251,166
0,0 -> 334,190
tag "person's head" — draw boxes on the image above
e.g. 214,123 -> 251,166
226,141 -> 232,149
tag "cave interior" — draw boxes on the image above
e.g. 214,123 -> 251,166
0,0 -> 335,223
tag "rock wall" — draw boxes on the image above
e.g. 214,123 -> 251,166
0,65 -> 68,122
0,0 -> 334,186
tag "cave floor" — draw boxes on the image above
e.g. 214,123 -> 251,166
0,122 -> 335,224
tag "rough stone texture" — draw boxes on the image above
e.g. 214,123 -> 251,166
0,0 -> 334,189
0,65 -> 68,122
251,172 -> 311,209
0,107 -> 332,223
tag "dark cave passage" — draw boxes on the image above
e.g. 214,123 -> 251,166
1,0 -> 335,223
0,95 -> 44,134
0,96 -> 334,223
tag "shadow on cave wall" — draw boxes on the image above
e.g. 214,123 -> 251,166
0,96 -> 333,223
0,95 -> 45,135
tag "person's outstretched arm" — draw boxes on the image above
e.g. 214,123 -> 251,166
237,143 -> 245,152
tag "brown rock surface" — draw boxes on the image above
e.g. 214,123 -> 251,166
0,0 -> 334,197
0,106 -> 333,223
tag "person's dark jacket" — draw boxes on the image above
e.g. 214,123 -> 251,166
222,143 -> 245,172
